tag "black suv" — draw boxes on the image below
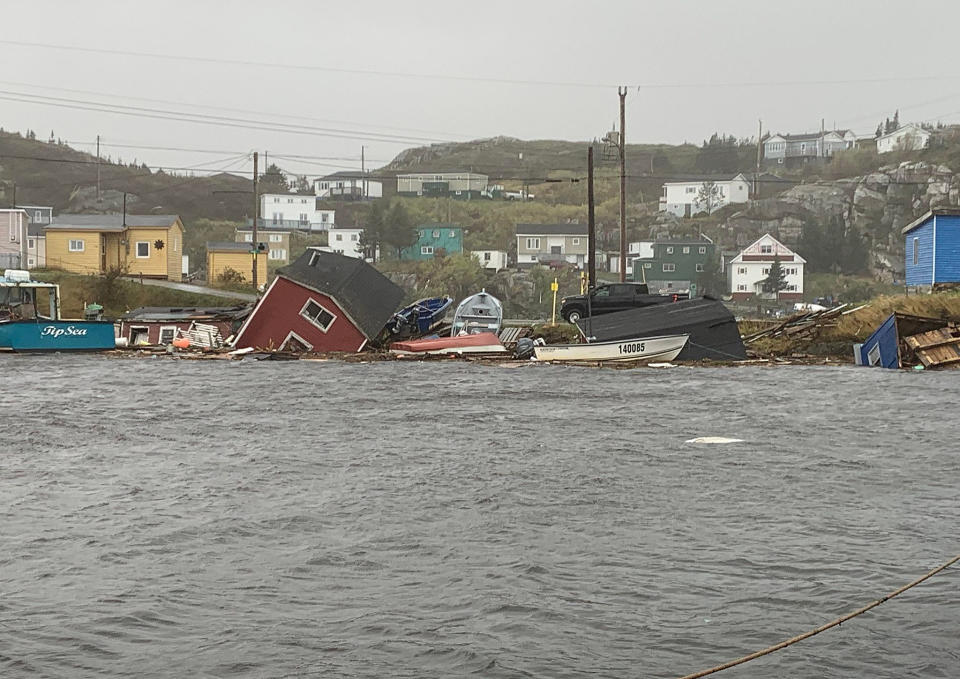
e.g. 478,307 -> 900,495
560,283 -> 679,323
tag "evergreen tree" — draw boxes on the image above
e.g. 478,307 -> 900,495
382,201 -> 418,260
358,200 -> 386,261
258,164 -> 289,193
762,255 -> 788,298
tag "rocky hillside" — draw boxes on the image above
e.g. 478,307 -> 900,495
720,161 -> 959,280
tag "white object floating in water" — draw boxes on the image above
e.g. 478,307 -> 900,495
647,362 -> 676,368
685,436 -> 744,444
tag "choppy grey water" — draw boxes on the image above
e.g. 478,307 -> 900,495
0,357 -> 957,678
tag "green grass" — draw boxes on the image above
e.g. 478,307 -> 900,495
31,270 -> 240,318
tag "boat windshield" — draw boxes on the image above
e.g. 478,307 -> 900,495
0,286 -> 38,321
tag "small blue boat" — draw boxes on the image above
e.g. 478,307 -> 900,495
387,296 -> 454,337
0,270 -> 117,352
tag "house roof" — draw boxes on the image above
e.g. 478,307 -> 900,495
515,223 -> 588,236
318,171 -> 379,181
877,123 -> 930,142
901,208 -> 960,235
119,305 -> 252,322
48,214 -> 181,231
418,223 -> 463,231
207,241 -> 252,252
662,173 -> 748,186
278,249 -> 405,340
731,233 -> 807,264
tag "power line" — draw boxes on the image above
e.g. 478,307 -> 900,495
4,40 -> 960,91
0,90 -> 456,145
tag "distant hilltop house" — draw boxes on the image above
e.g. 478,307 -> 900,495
659,174 -> 750,217
315,227 -> 366,260
763,130 -> 861,166
728,234 -> 805,301
515,223 -> 588,269
235,224 -> 291,264
401,224 -> 464,260
632,239 -> 716,295
259,193 -> 334,231
877,124 -> 931,154
397,172 -> 489,199
902,209 -> 960,291
45,214 -> 185,281
314,172 -> 382,201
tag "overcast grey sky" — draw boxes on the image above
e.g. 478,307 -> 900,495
3,0 -> 960,180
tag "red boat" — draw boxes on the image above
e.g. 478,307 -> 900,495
389,332 -> 506,355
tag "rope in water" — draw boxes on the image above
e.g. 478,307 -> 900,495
676,554 -> 960,679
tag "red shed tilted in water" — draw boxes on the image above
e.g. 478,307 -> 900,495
234,249 -> 404,352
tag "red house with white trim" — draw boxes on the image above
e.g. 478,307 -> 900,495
234,249 -> 405,352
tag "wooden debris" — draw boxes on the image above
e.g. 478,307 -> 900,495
904,325 -> 960,369
742,304 -> 857,344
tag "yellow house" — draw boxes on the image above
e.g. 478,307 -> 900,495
44,214 -> 185,281
207,241 -> 267,284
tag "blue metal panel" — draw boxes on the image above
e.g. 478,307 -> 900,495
933,215 -> 960,283
856,314 -> 900,368
904,219 -> 935,286
0,320 -> 116,351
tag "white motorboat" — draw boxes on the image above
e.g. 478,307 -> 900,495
533,333 -> 689,363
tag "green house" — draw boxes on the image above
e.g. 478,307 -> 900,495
633,240 -> 716,293
401,224 -> 464,260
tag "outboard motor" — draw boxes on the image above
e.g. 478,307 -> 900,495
514,337 -> 536,360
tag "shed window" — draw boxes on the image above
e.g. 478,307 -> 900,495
300,299 -> 336,332
136,242 -> 150,258
913,237 -> 919,266
68,239 -> 85,252
159,326 -> 178,344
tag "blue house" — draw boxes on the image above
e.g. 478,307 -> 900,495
400,224 -> 464,261
902,209 -> 960,289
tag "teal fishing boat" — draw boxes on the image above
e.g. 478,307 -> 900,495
0,270 -> 116,352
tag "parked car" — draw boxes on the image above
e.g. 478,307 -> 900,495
559,283 -> 675,323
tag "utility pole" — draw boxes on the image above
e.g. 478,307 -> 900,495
618,86 -> 627,282
361,145 -> 366,199
755,119 -> 762,198
96,135 -> 102,203
252,151 -> 259,290
588,146 -> 595,290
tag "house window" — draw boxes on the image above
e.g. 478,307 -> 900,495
665,247 -> 674,254
699,246 -> 707,254
762,268 -> 769,275
738,267 -> 747,274
268,249 -> 286,260
335,234 -> 343,241
287,198 -> 294,203
696,263 -> 705,272
350,234 -> 358,241
760,244 -> 772,254
483,252 -> 491,261
68,239 -> 84,252
913,237 -> 919,266
526,238 -> 540,249
432,230 -> 440,238
173,236 -> 178,251
28,238 -> 35,249
28,257 -> 35,266
421,246 -> 434,255
272,213 -> 282,224
136,241 -> 150,258
34,210 -> 42,222
737,284 -> 747,291
321,213 -> 329,222
644,262 -> 652,269
159,326 -> 178,344
449,230 -> 456,238
683,246 -> 690,254
281,331 -> 313,352
299,213 -> 309,224
572,238 -> 581,245
300,299 -> 336,332
269,234 -> 283,243
244,233 -> 253,242
663,263 -> 676,272
685,186 -> 696,194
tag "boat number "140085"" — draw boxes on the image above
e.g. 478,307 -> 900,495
618,342 -> 645,354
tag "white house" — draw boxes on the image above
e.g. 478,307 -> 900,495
763,130 -> 859,165
728,234 -> 805,301
876,124 -> 931,154
260,193 -> 335,231
659,174 -> 750,217
318,227 -> 365,259
471,250 -> 508,271
314,172 -> 382,201
608,241 -> 654,276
